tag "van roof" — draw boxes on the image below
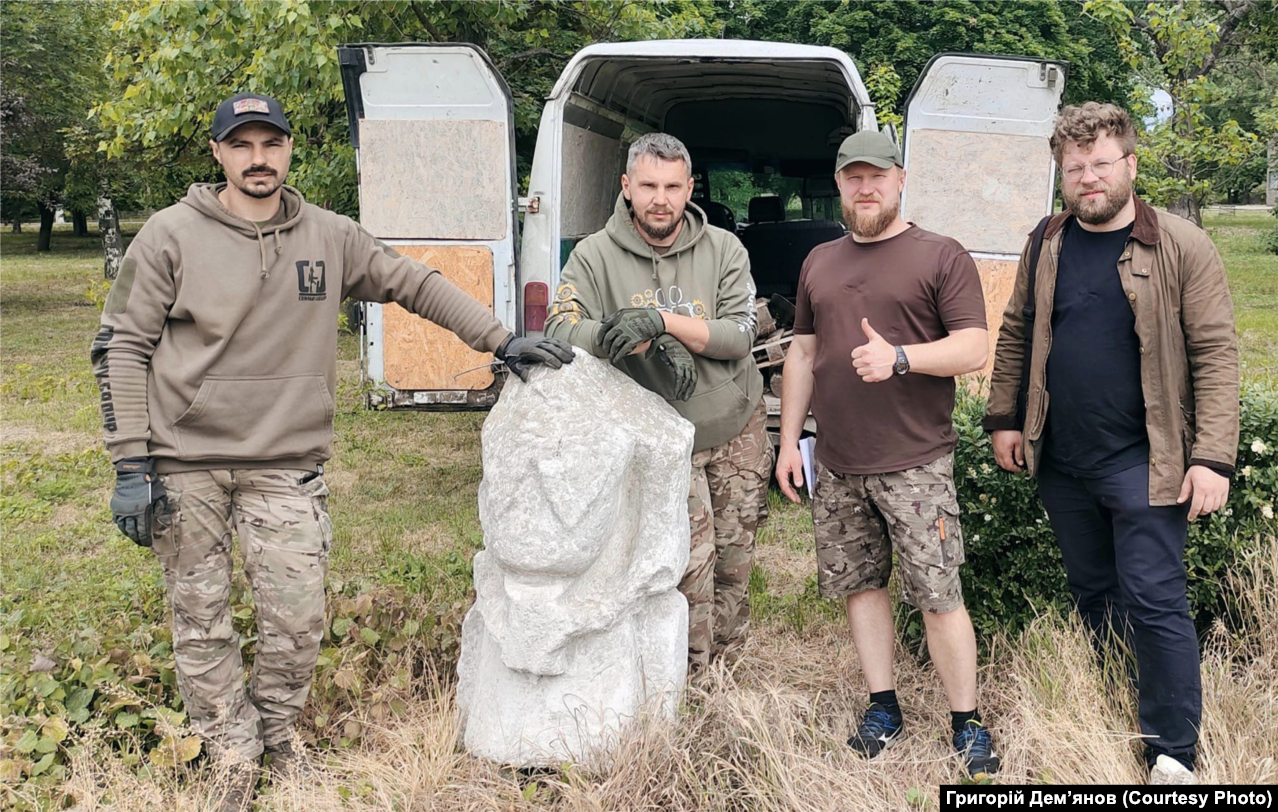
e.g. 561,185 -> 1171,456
549,39 -> 874,116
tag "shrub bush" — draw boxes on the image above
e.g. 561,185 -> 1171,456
950,379 -> 1278,644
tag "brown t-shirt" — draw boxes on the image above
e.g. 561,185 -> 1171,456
794,225 -> 986,474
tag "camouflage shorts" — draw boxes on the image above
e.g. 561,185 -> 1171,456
811,453 -> 965,613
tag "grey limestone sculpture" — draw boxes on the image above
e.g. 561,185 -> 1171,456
457,348 -> 694,767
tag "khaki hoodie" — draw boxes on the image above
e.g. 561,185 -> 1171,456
92,183 -> 510,473
546,193 -> 763,452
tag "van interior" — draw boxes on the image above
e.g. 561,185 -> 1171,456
556,57 -> 857,303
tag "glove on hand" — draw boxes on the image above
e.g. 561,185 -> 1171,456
600,308 -> 666,364
496,335 -> 576,382
110,457 -> 168,547
649,333 -> 698,402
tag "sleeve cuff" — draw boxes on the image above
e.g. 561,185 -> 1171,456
109,440 -> 151,462
982,414 -> 1019,432
704,320 -> 751,360
1189,457 -> 1235,478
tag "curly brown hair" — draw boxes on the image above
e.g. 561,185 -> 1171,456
1049,102 -> 1137,164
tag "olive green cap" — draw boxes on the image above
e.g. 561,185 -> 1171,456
835,130 -> 903,173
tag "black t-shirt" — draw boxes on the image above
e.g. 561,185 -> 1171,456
1044,219 -> 1148,477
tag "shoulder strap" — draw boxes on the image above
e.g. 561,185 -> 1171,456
1015,214 -> 1054,430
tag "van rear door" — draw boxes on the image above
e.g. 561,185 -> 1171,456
899,53 -> 1066,371
338,43 -> 519,409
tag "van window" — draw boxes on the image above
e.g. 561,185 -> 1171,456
709,171 -> 804,224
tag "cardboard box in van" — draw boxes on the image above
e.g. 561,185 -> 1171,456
337,41 -> 1065,412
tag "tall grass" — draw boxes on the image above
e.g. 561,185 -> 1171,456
51,536 -> 1278,811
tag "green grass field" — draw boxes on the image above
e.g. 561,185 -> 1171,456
1,210 -> 1275,806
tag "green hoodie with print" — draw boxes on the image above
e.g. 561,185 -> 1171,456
546,193 -> 763,452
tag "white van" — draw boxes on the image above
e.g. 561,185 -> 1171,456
337,40 -> 1066,411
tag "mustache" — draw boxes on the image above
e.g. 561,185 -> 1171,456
244,166 -> 276,177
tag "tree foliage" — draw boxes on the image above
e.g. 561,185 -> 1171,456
0,1 -> 107,248
93,1 -> 718,215
1086,0 -> 1271,224
716,1 -> 1134,125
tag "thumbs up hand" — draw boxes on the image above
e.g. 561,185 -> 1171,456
851,318 -> 897,383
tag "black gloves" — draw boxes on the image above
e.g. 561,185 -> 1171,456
600,308 -> 666,363
110,457 -> 168,547
649,333 -> 698,401
496,335 -> 576,382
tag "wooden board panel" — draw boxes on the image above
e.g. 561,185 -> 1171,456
905,130 -> 1047,256
975,257 -> 1018,380
359,119 -> 508,240
382,245 -> 496,391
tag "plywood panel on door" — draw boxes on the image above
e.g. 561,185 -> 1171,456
381,244 -> 496,391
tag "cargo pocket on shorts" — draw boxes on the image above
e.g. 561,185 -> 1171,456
935,502 -> 966,570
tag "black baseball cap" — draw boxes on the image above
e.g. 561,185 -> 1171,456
211,93 -> 292,142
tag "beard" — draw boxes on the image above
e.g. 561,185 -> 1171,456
1066,166 -> 1133,225
634,205 -> 681,241
842,193 -> 900,239
233,166 -> 284,199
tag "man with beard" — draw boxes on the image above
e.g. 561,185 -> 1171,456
92,93 -> 573,811
775,130 -> 998,779
545,133 -> 771,676
985,103 -> 1238,785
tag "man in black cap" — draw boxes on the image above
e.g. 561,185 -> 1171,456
92,92 -> 573,810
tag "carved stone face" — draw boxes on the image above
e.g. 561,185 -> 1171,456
480,420 -> 631,577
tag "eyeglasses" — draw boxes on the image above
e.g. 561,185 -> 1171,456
1061,155 -> 1129,182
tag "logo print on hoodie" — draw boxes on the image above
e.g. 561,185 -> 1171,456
296,260 -> 327,301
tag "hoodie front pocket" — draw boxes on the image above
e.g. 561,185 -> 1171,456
173,374 -> 334,462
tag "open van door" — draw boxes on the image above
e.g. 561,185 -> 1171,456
899,53 -> 1067,373
339,43 -> 519,409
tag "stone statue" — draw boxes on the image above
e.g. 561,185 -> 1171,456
457,349 -> 693,767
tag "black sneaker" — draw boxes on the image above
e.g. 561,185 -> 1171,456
953,720 -> 1000,779
847,703 -> 904,757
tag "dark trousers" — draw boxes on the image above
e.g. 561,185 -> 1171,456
1037,462 -> 1200,768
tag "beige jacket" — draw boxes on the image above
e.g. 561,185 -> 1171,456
984,197 -> 1239,505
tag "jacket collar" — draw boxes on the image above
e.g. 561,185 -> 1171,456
1044,195 -> 1161,246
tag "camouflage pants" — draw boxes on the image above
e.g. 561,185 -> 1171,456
682,401 -> 773,673
151,468 -> 332,761
811,453 -> 965,614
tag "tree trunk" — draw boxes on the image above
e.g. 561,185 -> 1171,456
98,193 -> 123,279
1168,194 -> 1201,227
72,210 -> 88,237
37,202 -> 55,252
11,218 -> 21,233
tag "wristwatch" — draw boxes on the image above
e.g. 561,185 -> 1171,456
893,345 -> 910,375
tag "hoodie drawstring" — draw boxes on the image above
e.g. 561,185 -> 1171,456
252,226 -> 282,279
253,223 -> 269,279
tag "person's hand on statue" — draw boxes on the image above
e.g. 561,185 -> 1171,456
496,335 -> 576,382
